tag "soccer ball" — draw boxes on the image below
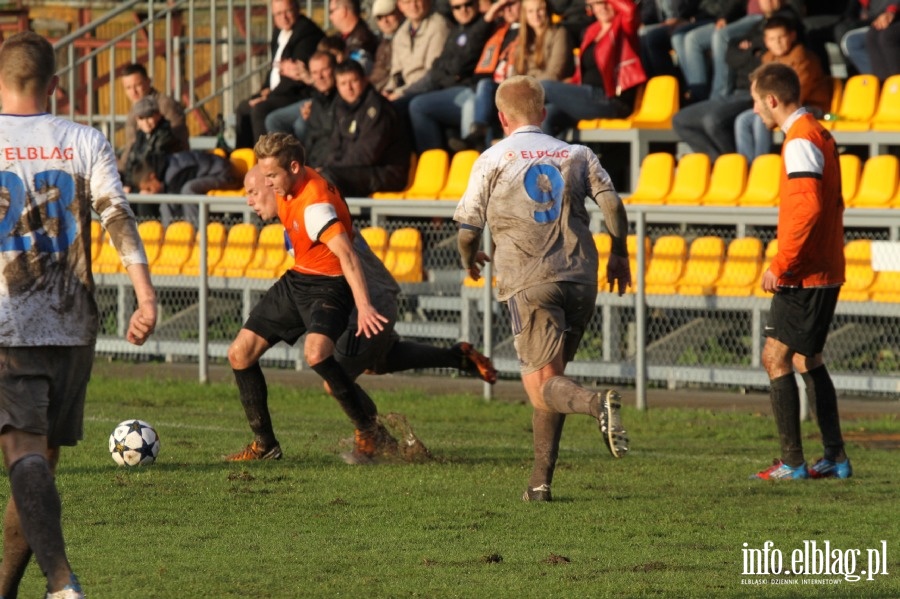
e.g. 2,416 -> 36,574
109,420 -> 160,466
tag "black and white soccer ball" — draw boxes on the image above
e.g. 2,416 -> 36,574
109,419 -> 160,466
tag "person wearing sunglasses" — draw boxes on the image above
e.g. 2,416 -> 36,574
539,0 -> 647,137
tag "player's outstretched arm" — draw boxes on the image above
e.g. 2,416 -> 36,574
124,263 -> 158,345
326,232 -> 388,338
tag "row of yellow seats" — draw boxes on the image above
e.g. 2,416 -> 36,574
819,74 -> 900,132
91,221 -> 426,283
206,147 -> 257,197
628,152 -> 900,209
595,233 -> 899,302
576,75 -> 680,131
370,149 -> 478,201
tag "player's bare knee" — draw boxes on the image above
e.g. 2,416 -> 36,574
227,340 -> 251,370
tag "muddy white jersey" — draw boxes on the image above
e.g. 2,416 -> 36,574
454,125 -> 616,301
0,113 -> 147,346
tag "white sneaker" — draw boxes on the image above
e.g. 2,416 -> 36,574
598,390 -> 629,458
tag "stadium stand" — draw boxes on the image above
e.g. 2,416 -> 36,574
212,222 -> 258,277
823,74 -> 880,131
594,232 -> 612,283
644,234 -> 687,295
699,153 -> 747,207
150,221 -> 195,275
737,154 -> 781,207
359,226 -> 389,261
870,269 -> 900,303
839,154 -> 862,204
437,150 -> 479,200
753,239 -> 779,298
180,221 -> 227,275
383,227 -> 424,282
847,155 -> 899,209
372,150 -> 448,200
90,220 -> 103,263
841,239 -> 875,302
576,75 -> 680,130
871,75 -> 900,131
229,147 -> 256,178
665,153 -> 710,206
93,231 -> 124,274
714,237 -> 763,297
137,219 -> 165,267
676,236 -> 726,296
623,152 -> 674,205
245,223 -> 290,279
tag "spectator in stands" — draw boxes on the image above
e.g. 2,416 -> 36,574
839,1 -> 898,76
668,0 -> 727,102
673,12 -> 805,160
369,0 -> 404,92
864,4 -> 900,80
734,16 -> 831,162
264,46 -> 341,141
318,60 -> 412,196
233,0 -> 324,149
382,0 -> 450,107
302,53 -> 340,167
539,0 -> 647,137
328,0 -> 379,72
638,0 -> 693,79
133,151 -> 241,226
117,62 -> 188,172
802,0 -> 850,74
121,97 -> 183,219
448,0 -> 522,151
405,0 -> 500,153
748,62 -> 851,482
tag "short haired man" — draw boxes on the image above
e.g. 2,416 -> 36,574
226,133 -> 392,463
233,0 -> 325,148
328,0 -> 379,71
237,166 -> 496,459
748,62 -> 850,481
0,32 -> 157,599
383,0 -> 450,101
318,60 -> 411,197
117,62 -> 189,171
455,76 -> 631,501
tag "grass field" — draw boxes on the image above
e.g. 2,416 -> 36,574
5,372 -> 898,598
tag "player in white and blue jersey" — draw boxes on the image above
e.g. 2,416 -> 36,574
454,75 -> 631,502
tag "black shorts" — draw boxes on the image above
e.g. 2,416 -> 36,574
765,286 -> 840,357
243,270 -> 354,346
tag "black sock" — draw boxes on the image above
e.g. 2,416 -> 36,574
380,341 -> 460,373
232,363 -> 278,447
801,365 -> 846,462
527,410 -> 566,490
769,373 -> 805,467
8,455 -> 69,589
312,356 -> 377,430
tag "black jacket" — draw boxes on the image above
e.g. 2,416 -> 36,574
265,15 -> 326,99
304,88 -> 338,168
403,15 -> 493,95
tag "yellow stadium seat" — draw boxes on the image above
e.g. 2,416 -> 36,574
631,75 -> 680,128
869,269 -> 900,303
626,234 -> 650,293
437,150 -> 479,200
677,236 -> 726,295
594,232 -> 611,284
645,235 -> 687,295
93,233 -> 123,274
463,274 -> 496,287
90,220 -> 103,263
870,75 -> 900,131
830,74 -> 880,131
665,153 -> 710,206
229,148 -> 257,178
738,154 -> 782,207
373,150 -> 447,200
212,223 -> 259,277
359,226 -> 389,261
753,239 -> 779,298
839,154 -> 862,205
371,153 -> 418,199
841,239 -> 875,301
137,220 -> 165,268
246,224 -> 289,279
181,222 -> 227,276
625,152 -> 674,205
847,155 -> 899,209
700,153 -> 748,206
383,227 -> 423,282
715,237 -> 763,296
151,221 -> 195,275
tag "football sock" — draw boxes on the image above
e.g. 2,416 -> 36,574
232,363 -> 278,448
312,356 -> 377,430
801,365 -> 846,462
380,341 -> 461,374
769,373 -> 805,467
0,499 -> 33,599
7,454 -> 70,592
541,376 -> 601,417
527,409 -> 566,490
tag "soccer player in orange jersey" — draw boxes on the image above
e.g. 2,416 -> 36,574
748,62 -> 851,481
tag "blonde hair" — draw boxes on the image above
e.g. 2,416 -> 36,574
514,0 -> 550,76
0,32 -> 56,96
254,132 -> 306,171
496,75 -> 544,124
